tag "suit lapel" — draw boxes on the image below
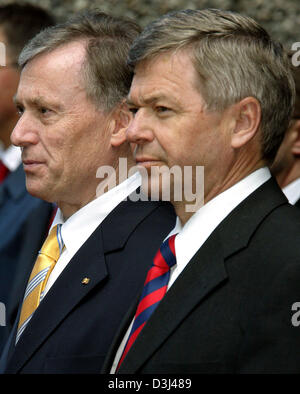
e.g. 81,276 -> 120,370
116,178 -> 288,373
6,224 -> 107,373
100,198 -> 166,253
217,177 -> 287,258
8,202 -> 53,314
118,230 -> 227,373
6,199 -> 171,373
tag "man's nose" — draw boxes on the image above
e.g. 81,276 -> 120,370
126,110 -> 155,145
11,114 -> 39,147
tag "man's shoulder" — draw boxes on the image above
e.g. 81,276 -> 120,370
99,198 -> 176,248
112,198 -> 176,219
252,202 -> 300,245
225,200 -> 300,272
214,178 -> 300,258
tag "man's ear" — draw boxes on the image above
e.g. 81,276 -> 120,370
110,102 -> 133,147
291,119 -> 300,156
230,97 -> 261,149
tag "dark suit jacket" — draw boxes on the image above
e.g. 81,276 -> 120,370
3,198 -> 176,374
102,178 -> 300,374
0,165 -> 53,354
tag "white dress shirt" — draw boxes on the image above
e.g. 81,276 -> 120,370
0,144 -> 21,171
43,171 -> 141,297
110,167 -> 271,373
282,177 -> 300,205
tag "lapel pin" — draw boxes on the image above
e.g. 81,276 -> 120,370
81,277 -> 90,285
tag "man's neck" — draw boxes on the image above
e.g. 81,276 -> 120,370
174,161 -> 265,226
276,161 -> 300,188
58,155 -> 138,220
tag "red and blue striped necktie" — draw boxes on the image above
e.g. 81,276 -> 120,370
117,234 -> 177,370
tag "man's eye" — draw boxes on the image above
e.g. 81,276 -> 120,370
156,106 -> 171,113
40,107 -> 50,114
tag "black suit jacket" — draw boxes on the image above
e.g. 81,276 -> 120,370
0,165 -> 53,354
102,178 -> 300,374
3,203 -> 54,342
3,199 -> 175,374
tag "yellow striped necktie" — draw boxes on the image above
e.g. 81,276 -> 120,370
16,224 -> 64,344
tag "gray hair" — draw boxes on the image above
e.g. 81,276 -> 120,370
19,10 -> 141,111
128,8 -> 295,163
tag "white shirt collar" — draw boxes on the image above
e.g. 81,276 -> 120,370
1,145 -> 22,171
282,177 -> 300,205
168,167 -> 271,288
50,171 -> 141,258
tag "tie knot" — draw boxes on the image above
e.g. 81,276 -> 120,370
153,234 -> 177,270
40,224 -> 63,262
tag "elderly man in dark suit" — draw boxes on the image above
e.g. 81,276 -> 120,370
1,10 -> 175,374
103,9 -> 300,374
0,3 -> 55,355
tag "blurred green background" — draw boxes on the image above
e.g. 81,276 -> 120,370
1,0 -> 300,48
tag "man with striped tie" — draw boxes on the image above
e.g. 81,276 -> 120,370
0,10 -> 175,374
102,9 -> 300,374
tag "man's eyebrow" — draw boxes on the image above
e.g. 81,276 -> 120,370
126,93 -> 174,106
13,95 -> 63,111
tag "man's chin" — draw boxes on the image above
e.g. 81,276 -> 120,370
25,183 -> 53,203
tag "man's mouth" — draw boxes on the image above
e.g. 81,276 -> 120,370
135,156 -> 163,169
23,159 -> 44,170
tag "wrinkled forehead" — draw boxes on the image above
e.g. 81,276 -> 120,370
23,40 -> 87,75
20,41 -> 87,86
15,45 -> 91,110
